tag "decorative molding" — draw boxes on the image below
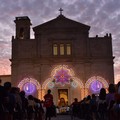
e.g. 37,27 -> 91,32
85,76 -> 109,88
18,77 -> 41,90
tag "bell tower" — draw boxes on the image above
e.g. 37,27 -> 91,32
14,16 -> 32,39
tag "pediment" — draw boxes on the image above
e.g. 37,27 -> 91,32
33,15 -> 90,32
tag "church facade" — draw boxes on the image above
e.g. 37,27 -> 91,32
11,13 -> 114,105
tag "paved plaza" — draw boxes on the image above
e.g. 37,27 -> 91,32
51,115 -> 84,120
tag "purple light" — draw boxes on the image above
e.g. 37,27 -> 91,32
23,82 -> 36,94
90,80 -> 102,93
54,69 -> 71,85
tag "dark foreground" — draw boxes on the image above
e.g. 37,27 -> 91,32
51,114 -> 83,120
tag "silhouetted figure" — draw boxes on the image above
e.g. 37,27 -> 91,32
44,89 -> 53,120
97,88 -> 107,120
34,97 -> 44,120
90,94 -> 97,120
27,95 -> 36,120
106,84 -> 116,120
84,95 -> 92,120
0,79 -> 4,119
114,82 -> 120,120
3,82 -> 15,120
11,87 -> 22,120
20,91 -> 28,120
106,84 -> 116,106
70,98 -> 79,119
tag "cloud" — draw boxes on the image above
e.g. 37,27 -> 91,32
0,0 -> 120,83
0,59 -> 11,75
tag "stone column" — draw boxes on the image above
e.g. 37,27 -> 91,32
84,88 -> 89,97
38,88 -> 45,100
80,88 -> 85,100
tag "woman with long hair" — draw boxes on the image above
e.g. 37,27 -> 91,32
97,88 -> 107,120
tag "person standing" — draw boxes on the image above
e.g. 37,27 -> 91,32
70,98 -> 79,119
3,82 -> 15,120
0,79 -> 4,119
97,88 -> 107,120
44,89 -> 53,120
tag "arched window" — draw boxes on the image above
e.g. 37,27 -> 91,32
19,28 -> 24,39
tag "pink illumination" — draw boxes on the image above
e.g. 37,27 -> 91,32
54,68 -> 71,85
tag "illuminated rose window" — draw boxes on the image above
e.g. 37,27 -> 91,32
90,80 -> 103,93
54,69 -> 71,85
23,82 -> 36,94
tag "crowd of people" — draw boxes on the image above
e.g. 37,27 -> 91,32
0,80 -> 45,120
70,82 -> 120,120
0,78 -> 120,120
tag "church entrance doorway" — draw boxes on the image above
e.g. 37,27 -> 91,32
42,65 -> 84,105
58,89 -> 68,107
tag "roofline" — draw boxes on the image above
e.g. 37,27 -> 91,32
33,15 -> 90,30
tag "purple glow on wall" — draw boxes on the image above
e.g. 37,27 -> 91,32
90,80 -> 103,93
23,82 -> 36,94
54,69 -> 71,85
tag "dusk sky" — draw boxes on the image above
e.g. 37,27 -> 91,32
0,0 -> 120,83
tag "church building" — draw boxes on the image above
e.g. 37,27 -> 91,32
11,10 -> 114,105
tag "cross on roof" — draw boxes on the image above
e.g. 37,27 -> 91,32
59,8 -> 63,15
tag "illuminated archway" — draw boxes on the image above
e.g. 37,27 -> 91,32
18,77 -> 41,91
42,78 -> 54,89
42,77 -> 84,89
85,76 -> 109,95
85,76 -> 109,89
42,65 -> 85,102
51,65 -> 75,77
42,65 -> 84,89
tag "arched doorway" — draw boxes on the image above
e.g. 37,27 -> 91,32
85,76 -> 109,96
18,77 -> 41,97
42,65 -> 84,106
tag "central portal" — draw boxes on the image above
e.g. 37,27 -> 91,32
58,89 -> 68,107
